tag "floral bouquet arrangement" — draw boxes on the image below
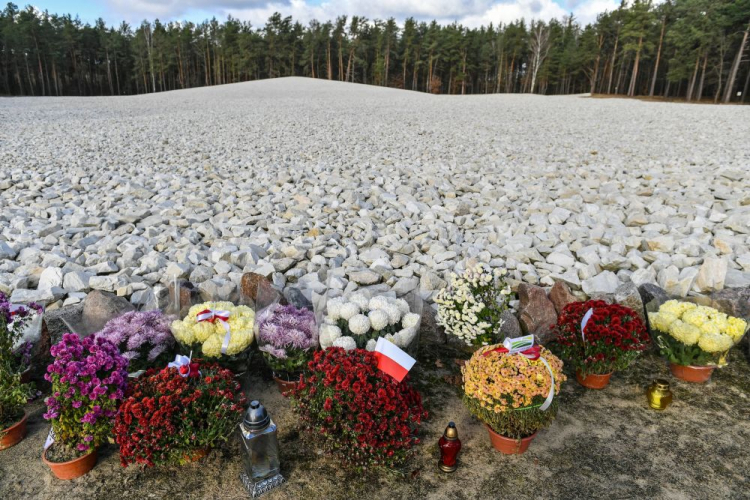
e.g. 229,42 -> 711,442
291,347 -> 427,469
171,301 -> 255,359
43,334 -> 129,462
435,263 -> 511,347
318,292 -> 421,353
114,360 -> 246,467
649,300 -> 747,367
257,304 -> 318,379
555,300 -> 650,382
462,336 -> 565,449
94,311 -> 175,373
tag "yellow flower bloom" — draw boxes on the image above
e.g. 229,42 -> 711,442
649,311 -> 677,333
726,317 -> 747,343
668,320 -> 701,346
170,301 -> 255,358
697,332 -> 733,353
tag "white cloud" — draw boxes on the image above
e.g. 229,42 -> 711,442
103,0 -> 621,27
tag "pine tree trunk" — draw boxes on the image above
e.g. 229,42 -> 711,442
723,22 -> 750,103
649,15 -> 667,97
696,51 -> 708,101
627,37 -> 643,97
327,41 -> 332,80
686,52 -> 700,102
606,30 -> 620,94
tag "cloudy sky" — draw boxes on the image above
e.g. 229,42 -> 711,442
30,0 -> 622,28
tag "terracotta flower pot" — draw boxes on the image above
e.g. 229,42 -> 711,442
0,412 -> 28,450
669,363 -> 715,383
183,448 -> 210,463
43,446 -> 98,480
576,370 -> 613,390
485,425 -> 537,455
273,374 -> 298,396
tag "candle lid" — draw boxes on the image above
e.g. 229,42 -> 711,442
444,422 -> 458,440
243,400 -> 270,431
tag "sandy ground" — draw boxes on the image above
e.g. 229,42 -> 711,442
1,339 -> 748,500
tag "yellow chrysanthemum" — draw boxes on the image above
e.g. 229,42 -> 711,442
649,311 -> 678,333
668,320 -> 701,346
726,317 -> 748,343
170,301 -> 255,358
697,332 -> 733,353
681,308 -> 709,328
660,300 -> 696,317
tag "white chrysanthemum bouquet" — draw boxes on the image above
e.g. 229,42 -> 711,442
435,263 -> 511,347
171,301 -> 255,359
318,292 -> 421,353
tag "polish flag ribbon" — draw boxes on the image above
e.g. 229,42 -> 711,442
483,335 -> 556,412
196,309 -> 232,355
374,337 -> 416,383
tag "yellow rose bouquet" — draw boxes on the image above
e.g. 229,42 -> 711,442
649,300 -> 747,368
171,302 -> 255,362
462,336 -> 566,452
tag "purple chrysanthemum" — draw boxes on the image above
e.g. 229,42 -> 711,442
93,311 -> 174,371
257,304 -> 318,354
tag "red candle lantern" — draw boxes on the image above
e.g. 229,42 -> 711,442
438,422 -> 461,472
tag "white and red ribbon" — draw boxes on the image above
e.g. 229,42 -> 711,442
196,308 -> 232,355
484,335 -> 556,411
580,308 -> 594,343
168,354 -> 195,378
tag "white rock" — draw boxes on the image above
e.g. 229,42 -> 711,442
693,257 -> 727,293
582,271 -> 619,296
38,267 -> 64,290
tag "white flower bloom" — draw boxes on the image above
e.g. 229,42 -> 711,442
327,297 -> 344,320
368,309 -> 389,331
384,333 -> 396,344
366,339 -> 377,352
349,292 -> 370,310
368,296 -> 390,311
319,324 -> 342,348
339,302 -> 360,320
383,304 -> 402,325
402,313 -> 420,329
395,298 -> 410,315
348,314 -> 371,335
333,336 -> 357,351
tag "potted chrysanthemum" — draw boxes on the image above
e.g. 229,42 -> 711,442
43,334 -> 128,479
94,310 -> 175,375
318,292 -> 421,355
649,300 -> 748,383
555,300 -> 650,389
256,303 -> 318,395
0,295 -> 36,450
435,263 -> 511,349
462,336 -> 565,454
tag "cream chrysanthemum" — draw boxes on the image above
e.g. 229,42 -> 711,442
402,313 -> 420,329
368,309 -> 389,331
333,336 -> 357,351
668,320 -> 700,346
348,314 -> 371,335
339,302 -> 360,321
319,324 -> 342,348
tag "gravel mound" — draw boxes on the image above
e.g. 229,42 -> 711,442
1,77 -> 748,312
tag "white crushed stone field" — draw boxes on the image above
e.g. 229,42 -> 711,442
0,77 -> 749,310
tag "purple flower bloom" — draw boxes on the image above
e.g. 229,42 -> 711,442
257,304 -> 318,351
44,334 -> 128,453
93,311 -> 175,371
